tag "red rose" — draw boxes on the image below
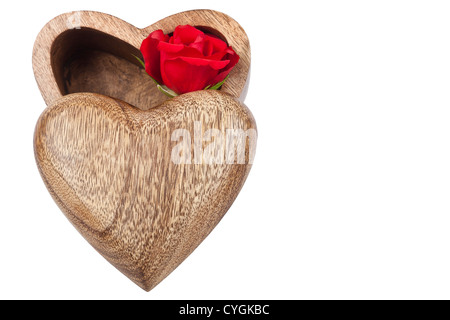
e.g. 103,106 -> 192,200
140,25 -> 239,95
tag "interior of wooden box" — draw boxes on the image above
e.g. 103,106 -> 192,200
50,27 -> 229,111
50,28 -> 167,111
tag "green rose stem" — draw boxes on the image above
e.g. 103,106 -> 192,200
204,75 -> 229,90
134,54 -> 229,98
133,55 -> 178,98
157,85 -> 178,98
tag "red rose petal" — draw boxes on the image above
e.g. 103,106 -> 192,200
157,41 -> 184,53
173,25 -> 205,45
209,49 -> 232,61
140,29 -> 169,84
211,47 -> 240,85
204,34 -> 228,53
161,58 -> 220,94
141,25 -> 240,94
188,34 -> 207,55
175,56 -> 230,70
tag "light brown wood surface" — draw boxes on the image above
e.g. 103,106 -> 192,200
35,91 -> 256,291
33,10 -> 256,291
33,10 -> 251,110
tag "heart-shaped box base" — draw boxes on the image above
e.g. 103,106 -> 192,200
33,10 -> 256,291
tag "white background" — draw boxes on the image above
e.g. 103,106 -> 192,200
1,0 -> 450,300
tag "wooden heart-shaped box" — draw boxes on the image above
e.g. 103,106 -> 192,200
32,10 -> 256,291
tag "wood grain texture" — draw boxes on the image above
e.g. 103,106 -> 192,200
32,10 -> 251,110
34,91 -> 256,291
33,10 -> 255,291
